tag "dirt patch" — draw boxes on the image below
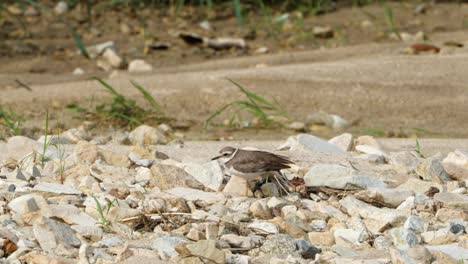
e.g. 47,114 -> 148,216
1,2 -> 468,139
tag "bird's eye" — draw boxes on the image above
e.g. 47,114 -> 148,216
224,153 -> 229,156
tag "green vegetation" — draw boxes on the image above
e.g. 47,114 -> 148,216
40,110 -> 49,168
92,196 -> 119,230
0,104 -> 24,136
383,2 -> 400,39
205,78 -> 287,128
93,77 -> 164,126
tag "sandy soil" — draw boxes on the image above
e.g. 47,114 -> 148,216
1,2 -> 468,140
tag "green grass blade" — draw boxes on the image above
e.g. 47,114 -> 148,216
0,105 -> 14,131
232,0 -> 242,28
66,23 -> 89,58
226,78 -> 276,109
41,110 -> 49,168
204,102 -> 236,128
93,77 -> 121,97
176,0 -> 185,15
130,80 -> 162,114
112,112 -> 142,125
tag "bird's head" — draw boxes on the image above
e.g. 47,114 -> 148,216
211,146 -> 237,163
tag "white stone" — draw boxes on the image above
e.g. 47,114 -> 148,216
442,150 -> 468,180
339,196 -> 407,233
151,235 -> 190,260
184,161 -> 224,191
421,229 -> 457,245
102,48 -> 123,69
223,175 -> 250,197
33,217 -> 81,255
73,68 -> 85,75
389,228 -> 420,250
248,220 -> 279,234
165,187 -> 226,205
129,125 -> 167,145
355,188 -> 414,208
33,182 -> 81,195
277,134 -> 345,153
304,164 -> 388,190
328,133 -> 353,152
8,194 -> 48,214
404,216 -> 426,234
54,1 -> 68,15
128,59 -> 153,72
333,229 -> 362,246
425,245 -> 468,261
43,204 -> 96,226
355,145 -> 387,157
85,41 -> 115,58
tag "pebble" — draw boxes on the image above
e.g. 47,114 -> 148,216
128,59 -> 153,72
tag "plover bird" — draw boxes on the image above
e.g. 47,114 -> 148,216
212,146 -> 294,194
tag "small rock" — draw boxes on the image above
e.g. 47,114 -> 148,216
129,125 -> 167,145
73,68 -> 85,75
442,150 -> 468,180
421,229 -> 457,245
355,188 -> 414,208
390,245 -> 433,264
414,3 -> 427,14
307,231 -> 335,246
150,163 -> 205,190
416,155 -> 451,182
151,235 -> 190,259
307,111 -> 349,129
254,47 -> 269,54
54,1 -> 68,15
328,133 -> 353,152
305,164 -> 388,190
184,161 -> 224,192
433,192 -> 468,210
333,229 -> 363,246
33,217 -> 81,256
165,187 -> 225,205
277,134 -> 345,153
206,38 -> 246,50
221,234 -> 253,249
128,59 -> 153,73
248,234 -> 298,257
223,175 -> 250,197
340,196 -> 407,233
355,145 -> 387,158
354,135 -> 381,149
248,220 -> 279,234
373,236 -> 391,250
33,182 -> 80,195
249,199 -> 272,220
389,228 -> 421,250
183,240 -> 225,264
8,194 -> 48,214
287,122 -> 306,132
313,26 -> 334,38
425,244 -> 468,261
102,48 -> 124,69
435,208 -> 467,222
404,216 -> 426,234
199,21 -> 212,31
295,239 -> 320,259
85,41 -> 115,58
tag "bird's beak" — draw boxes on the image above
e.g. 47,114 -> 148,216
211,155 -> 223,160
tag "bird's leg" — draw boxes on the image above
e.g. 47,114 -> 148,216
273,171 -> 290,195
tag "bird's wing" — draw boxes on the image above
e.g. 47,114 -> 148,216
231,150 -> 293,173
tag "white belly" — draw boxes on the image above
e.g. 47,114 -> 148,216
226,167 -> 264,179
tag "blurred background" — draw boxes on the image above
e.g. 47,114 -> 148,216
1,0 -> 468,140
